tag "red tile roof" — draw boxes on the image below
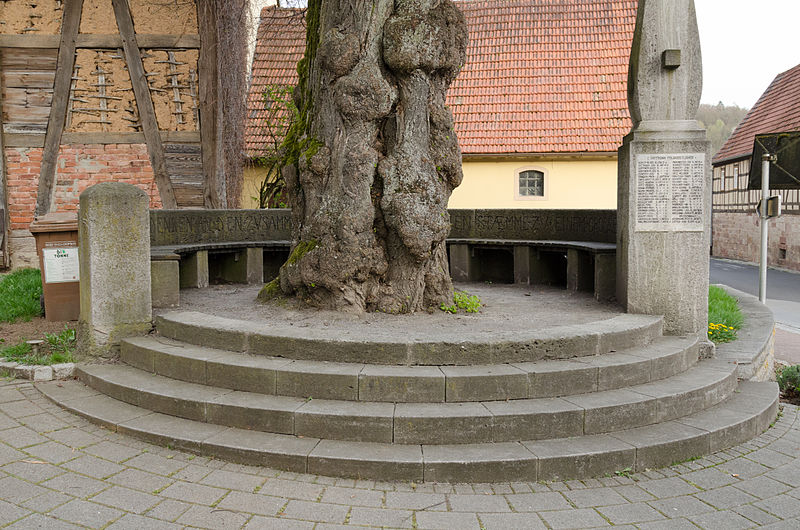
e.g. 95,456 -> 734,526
713,63 -> 800,165
245,1 -> 637,157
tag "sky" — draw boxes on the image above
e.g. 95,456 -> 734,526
695,0 -> 800,109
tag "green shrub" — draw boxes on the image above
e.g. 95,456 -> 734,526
0,268 -> 43,323
778,365 -> 800,399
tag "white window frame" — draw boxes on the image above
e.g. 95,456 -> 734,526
514,166 -> 548,201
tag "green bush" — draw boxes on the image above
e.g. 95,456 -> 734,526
0,268 -> 43,323
778,365 -> 800,399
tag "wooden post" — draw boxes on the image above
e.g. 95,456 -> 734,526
0,54 -> 8,268
197,0 -> 225,208
34,0 -> 83,217
112,0 -> 178,209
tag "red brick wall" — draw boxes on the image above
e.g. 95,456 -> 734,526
713,212 -> 800,272
4,143 -> 162,268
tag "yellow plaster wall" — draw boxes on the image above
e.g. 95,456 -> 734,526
449,158 -> 618,209
241,158 -> 619,210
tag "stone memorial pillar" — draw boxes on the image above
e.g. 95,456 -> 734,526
77,182 -> 152,357
617,0 -> 711,335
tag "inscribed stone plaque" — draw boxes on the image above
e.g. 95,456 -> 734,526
635,153 -> 705,231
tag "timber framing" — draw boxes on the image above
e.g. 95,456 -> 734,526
0,34 -> 201,49
112,0 -> 178,209
3,132 -> 201,148
197,0 -> 224,208
0,55 -> 7,268
34,0 -> 84,217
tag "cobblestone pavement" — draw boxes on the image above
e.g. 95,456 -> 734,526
0,381 -> 798,529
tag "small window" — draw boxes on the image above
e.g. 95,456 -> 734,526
518,170 -> 545,197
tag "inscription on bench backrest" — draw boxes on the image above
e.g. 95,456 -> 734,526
150,210 -> 293,246
449,210 -> 615,243
149,209 -> 616,245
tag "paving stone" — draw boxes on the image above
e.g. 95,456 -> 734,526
385,491 -> 448,511
695,484 -> 759,509
279,500 -> 350,524
176,504 -> 251,529
105,513 -> 183,529
82,440 -> 142,463
40,472 -> 108,498
90,485 -> 161,513
170,462 -> 212,481
159,481 -> 227,505
563,487 -> 629,507
688,509 -> 757,530
613,485 -> 657,502
23,441 -> 78,465
746,448 -> 797,469
347,506 -> 413,528
0,426 -> 47,448
755,493 -> 800,519
244,516 -> 316,529
766,462 -> 800,488
638,477 -> 701,498
18,413 -> 71,433
258,478 -> 325,501
62,454 -> 125,479
414,511 -> 481,529
145,499 -> 192,522
320,486 -> 384,507
648,494 -> 715,516
478,512 -> 547,529
49,499 -> 123,528
2,459 -> 64,482
21,490 -> 71,513
680,467 -> 739,489
506,492 -> 572,512
718,456 -> 772,479
0,400 -> 46,419
597,502 -> 667,524
636,518 -> 700,530
199,468 -> 265,491
539,508 -> 611,528
47,426 -> 102,448
5,513 -> 82,529
0,498 -> 30,526
733,504 -> 782,526
107,468 -> 173,494
124,453 -> 187,476
448,493 -> 511,512
216,491 -> 285,516
734,475 -> 792,499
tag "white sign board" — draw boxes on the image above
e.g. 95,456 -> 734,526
635,153 -> 705,232
42,247 -> 79,283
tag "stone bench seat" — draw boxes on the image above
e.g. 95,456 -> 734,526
447,238 -> 616,301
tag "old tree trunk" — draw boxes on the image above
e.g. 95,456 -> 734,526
261,0 -> 468,313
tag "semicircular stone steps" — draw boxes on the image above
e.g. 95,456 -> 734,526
120,334 -> 701,402
36,308 -> 780,482
154,311 -> 665,365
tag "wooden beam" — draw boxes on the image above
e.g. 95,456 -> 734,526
112,0 -> 177,208
0,54 -> 9,267
0,34 -> 201,49
34,0 -> 83,217
4,131 -> 201,148
197,0 -> 224,208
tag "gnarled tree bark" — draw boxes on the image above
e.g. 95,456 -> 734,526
263,0 -> 468,313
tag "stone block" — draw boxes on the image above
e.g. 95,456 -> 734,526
118,412 -> 225,454
484,397 -> 584,441
308,440 -> 423,482
612,421 -> 710,472
448,243 -> 473,282
276,360 -> 361,401
394,402 -> 492,444
294,399 -> 394,443
119,338 -> 156,373
78,182 -> 152,357
513,245 -> 532,284
203,429 -> 316,473
206,392 -> 304,434
593,253 -> 616,301
155,313 -> 248,352
422,442 -> 537,483
565,389 -> 656,434
358,365 -> 445,402
441,364 -> 528,402
180,251 -> 209,289
524,434 -> 635,481
206,354 -> 289,395
566,249 -> 593,292
15,365 -> 53,381
51,363 -> 76,380
594,353 -> 652,391
515,359 -> 597,398
151,259 -> 180,308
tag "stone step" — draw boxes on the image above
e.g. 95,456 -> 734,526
36,379 -> 778,482
154,311 -> 664,365
75,358 -> 738,444
120,335 -> 700,402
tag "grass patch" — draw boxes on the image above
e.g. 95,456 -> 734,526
0,325 -> 76,366
0,268 -> 43,323
708,285 -> 744,344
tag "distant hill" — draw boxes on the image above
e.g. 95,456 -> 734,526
697,102 -> 749,157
